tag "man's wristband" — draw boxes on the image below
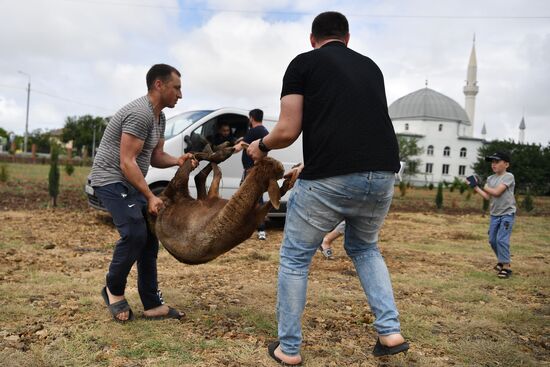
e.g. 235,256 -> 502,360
258,137 -> 271,153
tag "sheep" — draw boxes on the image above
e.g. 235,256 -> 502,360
148,144 -> 294,265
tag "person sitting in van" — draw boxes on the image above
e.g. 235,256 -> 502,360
211,122 -> 237,146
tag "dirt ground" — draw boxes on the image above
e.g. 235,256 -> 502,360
1,203 -> 549,366
0,162 -> 549,366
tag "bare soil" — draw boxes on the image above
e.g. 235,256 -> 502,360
1,205 -> 548,366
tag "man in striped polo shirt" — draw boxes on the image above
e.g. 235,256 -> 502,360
90,64 -> 196,322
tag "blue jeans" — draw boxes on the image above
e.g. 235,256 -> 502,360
488,214 -> 515,264
94,183 -> 163,310
277,172 -> 401,356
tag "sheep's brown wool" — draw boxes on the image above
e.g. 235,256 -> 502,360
149,147 -> 292,265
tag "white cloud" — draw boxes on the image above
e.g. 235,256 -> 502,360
0,0 -> 548,146
169,12 -> 310,117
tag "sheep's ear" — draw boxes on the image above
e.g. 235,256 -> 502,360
267,179 -> 281,209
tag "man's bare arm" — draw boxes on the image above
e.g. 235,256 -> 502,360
150,139 -> 178,168
247,94 -> 304,161
120,133 -> 165,215
120,133 -> 156,200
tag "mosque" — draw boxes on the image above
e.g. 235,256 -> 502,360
388,39 -> 527,185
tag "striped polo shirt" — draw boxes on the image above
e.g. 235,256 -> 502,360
90,95 -> 166,188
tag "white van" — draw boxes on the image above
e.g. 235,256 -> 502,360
85,108 -> 303,217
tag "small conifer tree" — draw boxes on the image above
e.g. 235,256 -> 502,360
65,163 -> 74,176
482,198 -> 489,213
522,191 -> 534,212
0,164 -> 8,182
435,183 -> 443,209
49,144 -> 60,207
399,180 -> 407,197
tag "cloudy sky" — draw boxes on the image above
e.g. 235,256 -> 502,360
1,0 -> 549,145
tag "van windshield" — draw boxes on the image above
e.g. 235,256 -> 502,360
164,110 -> 213,140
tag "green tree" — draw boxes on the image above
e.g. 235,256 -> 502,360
0,127 -> 8,138
28,129 -> 53,153
49,143 -> 60,207
399,180 -> 407,197
435,183 -> 443,209
473,140 -> 550,195
522,191 -> 534,212
482,198 -> 489,213
0,165 -> 8,182
65,163 -> 75,176
62,115 -> 107,156
397,135 -> 424,178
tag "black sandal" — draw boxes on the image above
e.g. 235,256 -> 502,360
101,286 -> 135,323
493,263 -> 503,272
267,341 -> 302,366
497,269 -> 512,279
142,306 -> 184,320
372,338 -> 409,357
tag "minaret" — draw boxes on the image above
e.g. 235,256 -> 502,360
519,116 -> 526,144
481,122 -> 487,140
464,35 -> 479,136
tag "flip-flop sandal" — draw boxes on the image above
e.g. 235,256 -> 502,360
101,286 -> 135,323
372,338 -> 409,357
142,306 -> 184,320
267,341 -> 302,366
497,269 -> 512,279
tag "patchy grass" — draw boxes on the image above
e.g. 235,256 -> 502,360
0,209 -> 548,366
0,163 -> 549,365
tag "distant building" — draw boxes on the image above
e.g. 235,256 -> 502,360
49,128 -> 73,149
389,39 -> 484,185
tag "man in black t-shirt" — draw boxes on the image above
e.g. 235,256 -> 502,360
247,12 -> 407,365
211,122 -> 237,146
241,108 -> 269,240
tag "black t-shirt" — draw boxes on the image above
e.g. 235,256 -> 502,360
241,125 -> 269,170
281,41 -> 400,180
212,133 -> 236,146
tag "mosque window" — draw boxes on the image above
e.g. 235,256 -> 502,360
459,165 -> 466,175
427,145 -> 434,156
460,147 -> 467,157
405,123 -> 409,131
438,124 -> 443,131
442,164 -> 450,175
443,146 -> 451,156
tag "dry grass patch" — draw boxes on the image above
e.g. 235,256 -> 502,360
0,206 -> 549,366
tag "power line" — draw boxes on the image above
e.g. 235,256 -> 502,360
32,89 -> 112,111
0,83 -> 112,111
57,0 -> 550,20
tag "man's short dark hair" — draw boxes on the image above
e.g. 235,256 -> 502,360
311,11 -> 349,41
249,109 -> 263,122
146,64 -> 181,90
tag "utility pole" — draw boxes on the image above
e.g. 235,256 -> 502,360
92,121 -> 96,159
18,71 -> 31,153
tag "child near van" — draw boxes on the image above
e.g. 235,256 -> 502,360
467,151 -> 516,279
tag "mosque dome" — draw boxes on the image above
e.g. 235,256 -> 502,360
389,87 -> 471,125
